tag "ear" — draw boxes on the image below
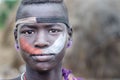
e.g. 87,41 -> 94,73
14,28 -> 19,50
67,37 -> 72,48
67,27 -> 73,48
68,27 -> 73,37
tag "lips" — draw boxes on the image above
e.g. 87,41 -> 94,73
31,54 -> 55,62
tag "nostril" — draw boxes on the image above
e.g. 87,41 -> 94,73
34,37 -> 50,48
34,43 -> 49,49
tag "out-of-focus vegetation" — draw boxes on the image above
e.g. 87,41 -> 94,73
0,0 -> 18,29
0,0 -> 24,79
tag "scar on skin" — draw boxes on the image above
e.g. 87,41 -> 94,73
20,37 -> 42,55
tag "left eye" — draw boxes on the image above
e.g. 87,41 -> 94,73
49,29 -> 61,33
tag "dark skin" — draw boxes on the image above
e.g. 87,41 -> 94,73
14,3 -> 71,80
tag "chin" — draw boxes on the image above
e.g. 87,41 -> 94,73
31,61 -> 57,72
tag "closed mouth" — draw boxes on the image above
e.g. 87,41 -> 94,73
31,53 -> 55,62
30,53 -> 55,56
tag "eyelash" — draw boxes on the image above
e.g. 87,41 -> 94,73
20,29 -> 62,36
48,29 -> 62,33
21,30 -> 35,35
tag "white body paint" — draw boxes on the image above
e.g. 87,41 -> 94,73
43,32 -> 67,54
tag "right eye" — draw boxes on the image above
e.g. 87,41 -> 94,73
21,30 -> 35,35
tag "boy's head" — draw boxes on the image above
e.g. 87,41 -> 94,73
14,0 -> 72,71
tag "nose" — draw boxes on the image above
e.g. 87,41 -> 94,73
34,31 -> 49,48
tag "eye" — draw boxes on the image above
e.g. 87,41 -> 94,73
49,29 -> 61,33
21,30 -> 35,35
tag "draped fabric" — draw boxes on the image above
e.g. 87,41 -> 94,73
62,68 -> 84,80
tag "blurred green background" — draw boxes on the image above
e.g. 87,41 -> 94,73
0,0 -> 18,29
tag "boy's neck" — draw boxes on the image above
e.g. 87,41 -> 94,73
25,64 -> 63,80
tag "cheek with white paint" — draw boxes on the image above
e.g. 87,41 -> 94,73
43,32 -> 67,54
20,32 -> 67,55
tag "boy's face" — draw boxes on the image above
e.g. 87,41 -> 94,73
16,4 -> 69,71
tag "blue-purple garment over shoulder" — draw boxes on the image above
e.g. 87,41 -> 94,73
62,68 -> 84,80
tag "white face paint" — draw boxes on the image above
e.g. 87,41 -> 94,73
43,31 -> 67,54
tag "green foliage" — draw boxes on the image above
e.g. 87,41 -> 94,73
4,0 -> 18,9
0,0 -> 18,29
0,10 -> 8,25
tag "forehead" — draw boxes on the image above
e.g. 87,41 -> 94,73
20,3 -> 66,19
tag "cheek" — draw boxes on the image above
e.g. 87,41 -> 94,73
19,37 -> 42,55
47,35 -> 59,44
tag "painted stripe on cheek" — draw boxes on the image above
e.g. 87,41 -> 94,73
20,37 -> 42,55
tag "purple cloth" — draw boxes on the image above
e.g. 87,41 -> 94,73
62,68 -> 84,80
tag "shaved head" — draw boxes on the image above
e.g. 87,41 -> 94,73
16,2 -> 68,22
